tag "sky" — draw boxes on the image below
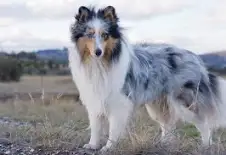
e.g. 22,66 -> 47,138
0,0 -> 225,54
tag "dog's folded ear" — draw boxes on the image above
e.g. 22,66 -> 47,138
102,6 -> 118,23
75,6 -> 90,23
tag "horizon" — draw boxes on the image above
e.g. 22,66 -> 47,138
0,46 -> 69,53
1,46 -> 225,55
0,0 -> 226,54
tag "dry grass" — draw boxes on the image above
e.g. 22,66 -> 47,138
0,75 -> 77,95
0,98 -> 89,148
0,98 -> 226,155
0,75 -> 79,102
0,76 -> 226,154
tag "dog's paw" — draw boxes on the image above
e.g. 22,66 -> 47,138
83,143 -> 100,150
99,146 -> 110,155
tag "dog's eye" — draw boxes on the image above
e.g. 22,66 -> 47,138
101,32 -> 109,40
87,33 -> 94,38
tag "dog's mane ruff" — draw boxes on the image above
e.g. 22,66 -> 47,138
68,34 -> 132,104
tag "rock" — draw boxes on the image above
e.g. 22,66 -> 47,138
4,150 -> 10,154
0,138 -> 11,146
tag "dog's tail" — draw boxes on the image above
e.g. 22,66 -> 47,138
170,72 -> 226,128
211,74 -> 226,128
191,73 -> 226,128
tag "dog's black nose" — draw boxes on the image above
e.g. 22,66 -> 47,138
95,49 -> 102,57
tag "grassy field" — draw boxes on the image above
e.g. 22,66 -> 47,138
0,76 -> 226,154
0,76 -> 79,102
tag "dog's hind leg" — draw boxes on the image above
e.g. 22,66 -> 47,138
193,118 -> 213,146
145,99 -> 176,142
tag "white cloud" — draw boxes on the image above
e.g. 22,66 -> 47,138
96,0 -> 194,19
0,23 -> 69,52
0,0 -> 225,54
1,39 -> 66,52
1,0 -> 195,20
0,17 -> 15,27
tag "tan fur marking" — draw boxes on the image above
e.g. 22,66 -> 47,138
103,36 -> 118,64
153,96 -> 170,122
76,29 -> 118,66
76,37 -> 95,63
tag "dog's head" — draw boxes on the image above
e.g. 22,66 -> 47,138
70,6 -> 122,64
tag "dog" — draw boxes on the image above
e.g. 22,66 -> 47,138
68,5 -> 226,153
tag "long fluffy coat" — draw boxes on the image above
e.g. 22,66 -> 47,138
68,6 -> 226,153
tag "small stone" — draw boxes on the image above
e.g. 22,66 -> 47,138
0,138 -> 12,146
3,132 -> 10,138
5,150 -> 10,154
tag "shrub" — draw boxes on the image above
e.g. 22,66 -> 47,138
0,57 -> 22,82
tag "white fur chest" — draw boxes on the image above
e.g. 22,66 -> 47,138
68,43 -> 131,114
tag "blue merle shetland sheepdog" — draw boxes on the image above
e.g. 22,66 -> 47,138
68,5 -> 226,153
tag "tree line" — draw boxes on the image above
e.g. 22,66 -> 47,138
0,51 -> 70,82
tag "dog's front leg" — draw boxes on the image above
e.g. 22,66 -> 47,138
83,111 -> 103,150
100,96 -> 133,153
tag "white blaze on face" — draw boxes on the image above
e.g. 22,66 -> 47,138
87,18 -> 108,57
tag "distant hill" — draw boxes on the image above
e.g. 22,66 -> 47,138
1,47 -> 226,73
35,47 -> 68,62
0,52 -> 8,57
0,47 -> 68,62
33,48 -> 226,72
213,51 -> 226,56
0,48 -> 70,76
199,51 -> 226,72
